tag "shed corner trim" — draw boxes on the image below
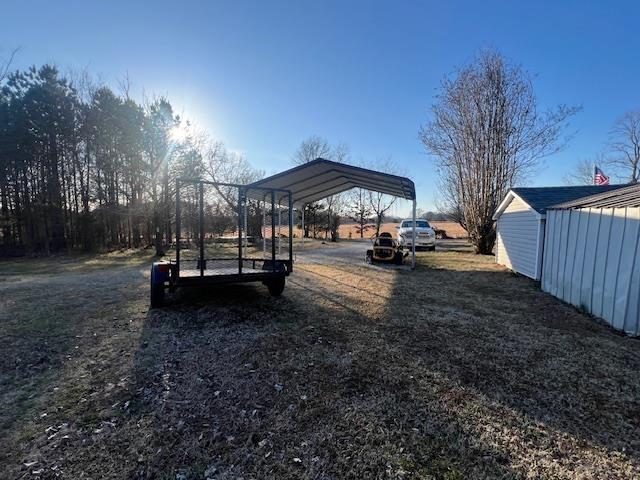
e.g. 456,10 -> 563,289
493,190 -> 544,221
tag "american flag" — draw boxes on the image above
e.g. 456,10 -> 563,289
594,166 -> 610,185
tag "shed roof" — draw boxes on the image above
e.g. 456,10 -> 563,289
511,185 -> 628,214
551,182 -> 640,209
246,158 -> 416,207
493,184 -> 627,220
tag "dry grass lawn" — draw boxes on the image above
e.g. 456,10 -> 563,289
1,247 -> 639,479
336,221 -> 467,239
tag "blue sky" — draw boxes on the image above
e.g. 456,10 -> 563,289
3,1 -> 640,213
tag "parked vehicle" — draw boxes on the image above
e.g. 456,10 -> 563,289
396,219 -> 436,251
366,232 -> 406,265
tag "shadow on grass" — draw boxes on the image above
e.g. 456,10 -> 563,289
78,257 -> 640,478
383,259 -> 640,472
97,272 -> 526,479
4,252 -> 640,478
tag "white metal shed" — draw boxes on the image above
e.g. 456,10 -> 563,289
493,185 -> 626,280
541,183 -> 640,335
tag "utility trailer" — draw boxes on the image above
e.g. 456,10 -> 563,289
150,179 -> 294,307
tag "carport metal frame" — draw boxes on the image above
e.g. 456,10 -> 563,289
247,158 -> 418,268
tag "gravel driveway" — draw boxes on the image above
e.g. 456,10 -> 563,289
294,238 -> 471,265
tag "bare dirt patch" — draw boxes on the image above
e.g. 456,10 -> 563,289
1,247 -> 639,479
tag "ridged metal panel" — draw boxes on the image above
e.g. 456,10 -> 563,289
246,158 -> 416,207
542,207 -> 640,335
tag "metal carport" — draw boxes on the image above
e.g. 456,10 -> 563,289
246,158 -> 418,268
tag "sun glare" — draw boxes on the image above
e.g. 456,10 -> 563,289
170,123 -> 189,143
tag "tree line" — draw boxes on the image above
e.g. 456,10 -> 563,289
0,61 -> 406,257
12,51 -> 603,258
0,63 -> 264,256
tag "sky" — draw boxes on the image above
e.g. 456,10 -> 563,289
3,0 -> 640,214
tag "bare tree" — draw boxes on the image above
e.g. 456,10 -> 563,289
117,71 -> 133,100
202,140 -> 265,238
293,135 -> 350,240
369,191 -> 396,237
293,135 -> 332,165
420,50 -> 579,254
331,142 -> 350,163
348,188 -> 373,238
293,135 -> 349,164
366,159 -> 401,237
609,109 -> 640,183
67,65 -> 100,103
0,47 -> 18,82
434,175 -> 466,230
324,193 -> 343,241
205,141 -> 263,190
563,156 -> 609,185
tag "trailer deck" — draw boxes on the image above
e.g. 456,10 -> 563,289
150,179 -> 294,306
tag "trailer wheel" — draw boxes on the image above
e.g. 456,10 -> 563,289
365,250 -> 373,264
150,283 -> 165,308
266,277 -> 286,297
150,278 -> 165,308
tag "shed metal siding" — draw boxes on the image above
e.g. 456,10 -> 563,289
496,196 -> 541,280
542,207 -> 640,336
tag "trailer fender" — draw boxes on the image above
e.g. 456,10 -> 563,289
151,262 -> 171,285
261,260 -> 287,272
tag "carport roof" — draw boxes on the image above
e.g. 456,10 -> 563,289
246,158 -> 416,207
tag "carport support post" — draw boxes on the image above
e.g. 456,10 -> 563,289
271,190 -> 276,271
238,188 -> 243,274
301,205 -> 305,249
411,199 -> 416,269
278,203 -> 282,256
288,193 -> 293,270
243,200 -> 247,248
175,179 -> 180,278
199,181 -> 204,277
262,199 -> 267,259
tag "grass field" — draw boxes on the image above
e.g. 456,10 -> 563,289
1,245 -> 639,479
336,221 -> 467,239
294,221 -> 468,240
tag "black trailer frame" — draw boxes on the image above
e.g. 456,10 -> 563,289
150,179 -> 294,307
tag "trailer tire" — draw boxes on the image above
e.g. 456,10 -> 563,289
266,277 -> 285,297
150,280 -> 165,308
365,250 -> 373,264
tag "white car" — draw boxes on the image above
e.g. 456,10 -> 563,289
396,219 -> 436,251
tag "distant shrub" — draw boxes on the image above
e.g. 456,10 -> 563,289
434,228 -> 449,239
